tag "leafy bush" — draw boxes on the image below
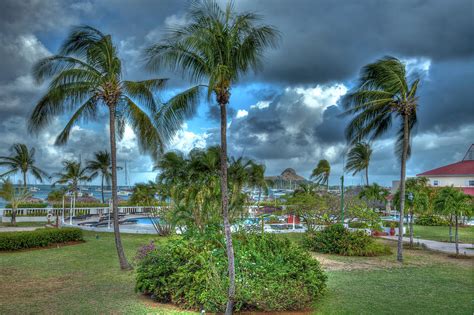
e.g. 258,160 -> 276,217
135,233 -> 327,312
304,224 -> 391,256
348,221 -> 369,229
0,228 -> 83,250
382,221 -> 400,228
52,203 -> 109,208
5,203 -> 48,208
415,214 -> 449,226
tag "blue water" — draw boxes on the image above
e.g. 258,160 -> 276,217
134,217 -> 161,225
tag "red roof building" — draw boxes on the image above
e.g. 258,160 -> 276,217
417,144 -> 474,196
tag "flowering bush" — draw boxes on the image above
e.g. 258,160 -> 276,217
135,241 -> 156,261
135,232 -> 327,312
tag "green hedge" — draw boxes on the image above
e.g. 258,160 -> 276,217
304,224 -> 391,256
5,203 -> 48,209
52,203 -> 109,208
136,232 -> 327,312
0,228 -> 83,251
415,214 -> 449,226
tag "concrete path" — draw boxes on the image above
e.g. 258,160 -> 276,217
381,235 -> 474,256
0,227 -> 40,232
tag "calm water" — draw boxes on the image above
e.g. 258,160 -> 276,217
0,185 -> 130,208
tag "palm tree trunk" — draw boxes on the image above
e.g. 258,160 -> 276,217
23,171 -> 27,188
219,101 -> 235,315
101,175 -> 105,204
455,214 -> 459,255
108,104 -> 131,270
409,210 -> 414,248
11,208 -> 17,225
449,214 -> 453,242
365,166 -> 369,186
397,114 -> 409,262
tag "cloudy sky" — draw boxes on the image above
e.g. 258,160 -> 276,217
0,0 -> 473,186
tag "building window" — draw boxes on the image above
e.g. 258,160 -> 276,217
433,180 -> 439,186
469,180 -> 474,186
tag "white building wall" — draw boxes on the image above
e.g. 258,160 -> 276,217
419,176 -> 474,188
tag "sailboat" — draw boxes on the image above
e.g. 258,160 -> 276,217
117,161 -> 132,196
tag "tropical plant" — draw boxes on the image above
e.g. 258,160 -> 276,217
86,150 -> 113,203
129,182 -> 159,206
247,162 -> 267,210
0,143 -> 49,187
342,56 -> 421,262
0,179 -> 32,225
145,1 -> 279,310
53,160 -> 91,197
345,142 -> 372,185
433,187 -> 473,255
358,183 -> 389,210
29,26 -> 193,270
311,159 -> 331,190
393,177 -> 430,247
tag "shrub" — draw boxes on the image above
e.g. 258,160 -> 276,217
0,228 -> 83,251
5,203 -> 48,208
304,224 -> 391,256
348,221 -> 369,229
382,221 -> 400,228
135,233 -> 327,312
415,214 -> 449,226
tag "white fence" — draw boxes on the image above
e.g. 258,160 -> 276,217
0,206 -> 159,222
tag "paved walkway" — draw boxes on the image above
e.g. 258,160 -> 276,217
381,236 -> 474,256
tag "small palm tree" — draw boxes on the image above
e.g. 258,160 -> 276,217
342,56 -> 421,262
29,26 -> 191,270
247,162 -> 267,210
311,159 -> 331,190
0,143 -> 48,187
53,160 -> 91,197
434,187 -> 473,255
345,142 -> 372,186
359,183 -> 389,210
145,1 -> 279,311
86,151 -> 112,203
0,179 -> 32,225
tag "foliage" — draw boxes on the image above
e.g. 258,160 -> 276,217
358,183 -> 389,210
345,142 -> 372,185
393,177 -> 430,215
304,224 -> 391,256
0,179 -> 32,224
53,160 -> 92,196
154,147 -> 265,231
382,221 -> 400,228
433,187 -> 473,218
47,188 -> 68,202
0,143 -> 49,186
5,202 -> 48,209
311,159 -> 331,188
52,203 -> 109,208
0,228 -> 83,251
415,214 -> 449,226
86,151 -> 113,203
135,232 -> 326,312
128,182 -> 160,206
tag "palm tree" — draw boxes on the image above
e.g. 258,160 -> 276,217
247,162 -> 267,211
434,187 -> 472,255
0,143 -> 48,187
0,179 -> 32,225
342,56 -> 421,262
86,151 -> 112,203
345,142 -> 372,186
145,1 -> 279,311
311,159 -> 331,190
53,160 -> 91,197
358,183 -> 389,210
29,26 -> 189,270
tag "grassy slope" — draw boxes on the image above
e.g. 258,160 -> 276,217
0,231 -> 472,314
411,225 -> 474,243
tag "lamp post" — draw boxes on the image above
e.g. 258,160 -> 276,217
340,175 -> 344,224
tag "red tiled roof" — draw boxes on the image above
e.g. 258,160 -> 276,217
462,188 -> 474,196
417,160 -> 474,176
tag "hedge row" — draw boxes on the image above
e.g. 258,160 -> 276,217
0,228 -> 83,251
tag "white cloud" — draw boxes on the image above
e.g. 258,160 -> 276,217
169,124 -> 208,153
291,83 -> 348,110
236,109 -> 249,118
250,101 -> 270,110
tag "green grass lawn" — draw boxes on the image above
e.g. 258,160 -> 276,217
411,225 -> 474,243
0,231 -> 472,314
0,221 -> 47,227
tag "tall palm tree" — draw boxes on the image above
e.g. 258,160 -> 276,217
86,150 -> 112,203
311,159 -> 331,190
0,143 -> 48,187
29,26 -> 188,270
342,56 -> 421,262
345,142 -> 372,186
145,1 -> 279,312
53,160 -> 91,197
0,179 -> 32,225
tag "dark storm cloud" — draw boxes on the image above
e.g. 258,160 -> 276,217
235,0 -> 474,84
206,104 -> 236,122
